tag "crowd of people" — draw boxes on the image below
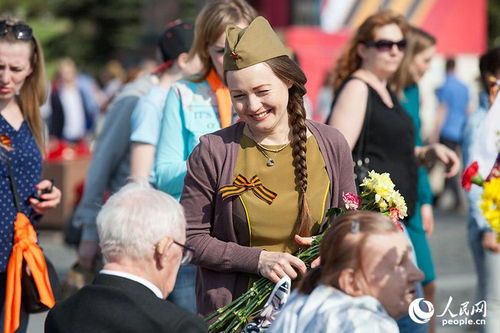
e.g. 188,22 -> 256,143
0,1 -> 499,332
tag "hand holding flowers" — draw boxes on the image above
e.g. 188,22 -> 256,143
462,153 -> 500,245
205,171 -> 408,332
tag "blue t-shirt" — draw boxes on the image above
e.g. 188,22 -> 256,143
0,115 -> 42,272
130,85 -> 169,184
130,85 -> 169,146
436,74 -> 469,142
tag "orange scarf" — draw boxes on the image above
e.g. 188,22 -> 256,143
205,69 -> 232,128
4,213 -> 55,333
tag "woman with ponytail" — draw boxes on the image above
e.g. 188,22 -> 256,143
155,0 -> 256,199
180,16 -> 356,316
270,211 -> 424,333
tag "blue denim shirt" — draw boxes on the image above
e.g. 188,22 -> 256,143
462,92 -> 491,232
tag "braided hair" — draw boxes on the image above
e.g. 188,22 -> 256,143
266,56 -> 312,236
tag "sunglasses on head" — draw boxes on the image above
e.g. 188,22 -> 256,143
0,20 -> 33,40
364,39 -> 407,52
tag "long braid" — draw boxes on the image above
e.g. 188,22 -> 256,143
288,87 -> 312,236
266,56 -> 312,236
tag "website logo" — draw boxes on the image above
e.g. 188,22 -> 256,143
409,298 -> 434,324
408,297 -> 487,327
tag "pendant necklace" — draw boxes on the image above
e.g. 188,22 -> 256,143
247,127 -> 289,167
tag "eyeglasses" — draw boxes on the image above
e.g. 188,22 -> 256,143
364,39 -> 407,52
0,21 -> 33,40
171,240 -> 195,265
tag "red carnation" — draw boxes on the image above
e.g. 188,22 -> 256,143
462,161 -> 484,191
389,208 -> 404,232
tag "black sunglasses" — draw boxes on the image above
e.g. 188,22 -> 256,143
0,21 -> 33,40
364,39 -> 407,52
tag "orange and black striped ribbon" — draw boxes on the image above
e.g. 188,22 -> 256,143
0,134 -> 13,151
219,174 -> 277,205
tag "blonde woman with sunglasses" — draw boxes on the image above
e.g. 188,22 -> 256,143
0,17 -> 61,332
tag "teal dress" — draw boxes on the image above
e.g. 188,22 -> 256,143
401,85 -> 435,285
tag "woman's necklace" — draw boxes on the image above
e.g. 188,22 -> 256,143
255,143 -> 288,167
247,127 -> 289,167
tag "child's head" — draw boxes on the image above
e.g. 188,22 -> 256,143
299,211 -> 423,319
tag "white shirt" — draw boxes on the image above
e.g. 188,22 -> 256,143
100,269 -> 163,299
60,86 -> 86,141
269,285 -> 398,333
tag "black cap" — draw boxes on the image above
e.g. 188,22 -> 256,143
158,19 -> 194,63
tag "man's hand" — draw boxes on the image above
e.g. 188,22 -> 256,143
78,240 -> 100,270
482,232 -> 500,253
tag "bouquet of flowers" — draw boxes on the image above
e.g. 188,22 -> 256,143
462,153 -> 500,242
205,171 -> 407,332
331,170 -> 408,230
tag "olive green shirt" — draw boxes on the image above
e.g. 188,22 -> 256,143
233,134 -> 330,255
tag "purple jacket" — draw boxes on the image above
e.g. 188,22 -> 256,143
181,120 -> 356,316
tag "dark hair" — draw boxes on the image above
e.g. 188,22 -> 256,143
265,55 -> 312,236
333,10 -> 408,91
445,57 -> 455,72
479,47 -> 500,92
298,211 -> 399,294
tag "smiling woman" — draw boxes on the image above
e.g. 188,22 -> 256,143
0,16 -> 61,333
152,0 -> 257,315
180,16 -> 356,317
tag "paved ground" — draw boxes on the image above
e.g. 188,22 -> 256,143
27,208 -> 481,332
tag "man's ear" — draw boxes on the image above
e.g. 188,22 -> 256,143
338,268 -> 364,297
154,237 -> 172,269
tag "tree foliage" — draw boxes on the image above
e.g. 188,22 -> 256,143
1,0 -> 142,74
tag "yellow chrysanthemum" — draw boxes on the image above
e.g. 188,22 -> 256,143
390,191 -> 408,218
372,172 -> 395,199
480,177 -> 500,238
360,171 -> 408,216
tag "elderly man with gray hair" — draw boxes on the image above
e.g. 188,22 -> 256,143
45,182 -> 207,333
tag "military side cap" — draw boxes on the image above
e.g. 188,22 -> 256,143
223,16 -> 290,71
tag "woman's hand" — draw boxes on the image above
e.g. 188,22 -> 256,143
418,144 -> 460,178
29,179 -> 61,215
420,204 -> 435,237
294,235 -> 321,268
258,251 -> 307,283
482,231 -> 500,253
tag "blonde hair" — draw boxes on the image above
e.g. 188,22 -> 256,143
392,26 -> 436,96
0,16 -> 46,151
333,10 -> 408,91
188,0 -> 256,80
